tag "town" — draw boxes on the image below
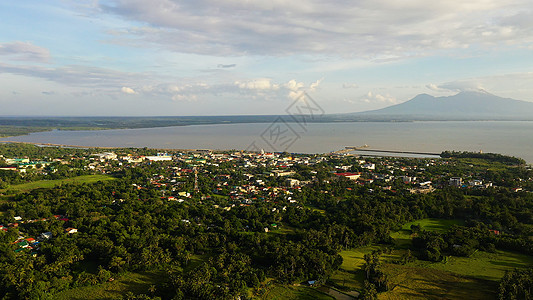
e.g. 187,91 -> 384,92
0,143 -> 532,299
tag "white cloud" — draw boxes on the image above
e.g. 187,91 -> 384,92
235,78 -> 280,90
217,64 -> 236,68
434,73 -> 533,100
425,83 -> 450,92
284,79 -> 305,91
361,91 -> 399,104
309,78 -> 323,91
0,41 -> 50,62
121,86 -> 137,94
0,62 -> 147,90
171,94 -> 198,102
437,81 -> 486,92
99,0 -> 533,58
343,83 -> 359,89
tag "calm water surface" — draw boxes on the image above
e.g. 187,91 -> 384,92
1,121 -> 532,162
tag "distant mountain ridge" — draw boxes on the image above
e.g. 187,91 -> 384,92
352,91 -> 533,120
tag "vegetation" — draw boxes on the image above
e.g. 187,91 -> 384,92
259,285 -> 333,300
441,150 -> 526,165
0,143 -> 532,299
498,269 -> 533,300
53,270 -> 165,300
0,126 -> 53,138
1,175 -> 115,194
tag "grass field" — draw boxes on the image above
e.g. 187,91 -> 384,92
379,263 -> 496,300
416,249 -> 533,281
259,284 -> 334,300
400,218 -> 464,233
331,246 -> 402,292
330,221 -> 533,299
53,270 -> 164,300
390,218 -> 464,248
1,175 -> 115,194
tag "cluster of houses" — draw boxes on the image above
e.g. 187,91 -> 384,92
0,155 -> 52,173
4,147 -> 533,259
3,215 -> 78,255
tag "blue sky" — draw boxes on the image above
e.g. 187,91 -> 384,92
1,0 -> 533,116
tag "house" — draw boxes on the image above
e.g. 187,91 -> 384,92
5,158 -> 30,164
0,167 -> 18,171
145,153 -> 172,161
93,152 -> 117,160
286,178 -> 300,187
65,228 -> 78,234
399,176 -> 415,183
40,232 -> 53,239
335,172 -> 361,181
469,180 -> 483,186
270,170 -> 296,177
419,181 -> 432,188
363,163 -> 376,170
449,177 -> 462,187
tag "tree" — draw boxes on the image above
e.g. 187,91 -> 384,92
361,280 -> 378,300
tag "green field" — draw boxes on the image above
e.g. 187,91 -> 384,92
53,270 -> 164,300
1,175 -> 115,194
330,218 -> 533,298
416,249 -> 533,281
331,246 -> 402,292
390,218 -> 464,248
259,284 -> 334,300
379,263 -> 496,300
400,218 -> 464,233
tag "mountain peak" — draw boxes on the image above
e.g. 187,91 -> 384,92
353,91 -> 533,120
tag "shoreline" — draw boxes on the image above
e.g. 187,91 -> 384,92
0,140 -> 442,159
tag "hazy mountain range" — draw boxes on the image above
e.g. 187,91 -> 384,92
350,91 -> 533,120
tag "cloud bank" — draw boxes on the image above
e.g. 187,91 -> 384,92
99,0 -> 533,58
0,41 -> 50,62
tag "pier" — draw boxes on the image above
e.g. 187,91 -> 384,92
348,148 -> 441,156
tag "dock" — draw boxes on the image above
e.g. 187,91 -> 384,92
349,148 -> 441,156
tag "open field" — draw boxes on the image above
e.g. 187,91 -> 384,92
53,270 -> 164,300
330,218 -> 533,299
259,284 -> 334,300
416,249 -> 533,281
400,218 -> 464,233
390,218 -> 464,248
379,263 -> 496,300
330,246 -> 402,292
1,175 -> 115,194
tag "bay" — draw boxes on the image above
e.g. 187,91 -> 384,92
1,121 -> 532,162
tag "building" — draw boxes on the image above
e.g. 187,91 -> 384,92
286,178 -> 300,187
449,177 -> 462,187
0,167 -> 18,171
65,228 -> 78,234
363,163 -> 376,170
4,158 -> 30,164
40,232 -> 53,239
145,153 -> 173,161
270,170 -> 296,177
93,152 -> 117,160
335,172 -> 361,181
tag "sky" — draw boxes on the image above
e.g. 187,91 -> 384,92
1,0 -> 533,116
